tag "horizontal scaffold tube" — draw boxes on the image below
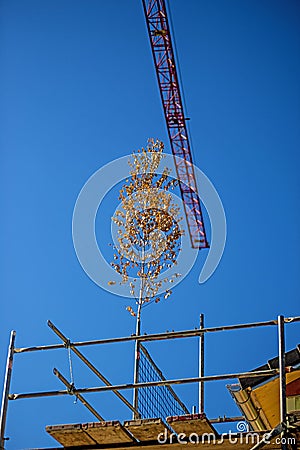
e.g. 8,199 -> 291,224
9,369 -> 279,401
14,316 -> 300,354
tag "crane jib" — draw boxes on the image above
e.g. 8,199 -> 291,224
141,0 -> 209,249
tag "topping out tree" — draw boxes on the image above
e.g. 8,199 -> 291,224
110,139 -> 183,316
109,139 -> 184,417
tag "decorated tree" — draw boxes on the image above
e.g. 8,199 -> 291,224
109,139 -> 184,416
110,139 -> 183,315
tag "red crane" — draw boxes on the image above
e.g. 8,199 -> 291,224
142,0 -> 209,249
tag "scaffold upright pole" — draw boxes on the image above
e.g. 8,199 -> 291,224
0,331 -> 16,450
133,301 -> 142,419
199,313 -> 204,413
278,315 -> 287,450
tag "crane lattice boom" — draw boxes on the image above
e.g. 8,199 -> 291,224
142,0 -> 209,249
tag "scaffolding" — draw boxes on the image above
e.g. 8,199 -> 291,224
1,315 -> 299,449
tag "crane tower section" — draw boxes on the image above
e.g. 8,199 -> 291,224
142,0 -> 209,249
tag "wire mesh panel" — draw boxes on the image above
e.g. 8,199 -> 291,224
138,344 -> 189,419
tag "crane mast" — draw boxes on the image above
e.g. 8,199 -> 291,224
142,0 -> 209,249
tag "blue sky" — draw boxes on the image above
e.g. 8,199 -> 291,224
0,0 -> 299,448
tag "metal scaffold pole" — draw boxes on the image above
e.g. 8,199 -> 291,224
133,301 -> 142,419
9,368 -> 279,400
14,316 -> 300,354
0,331 -> 16,450
199,313 -> 204,414
251,316 -> 289,450
278,315 -> 287,450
